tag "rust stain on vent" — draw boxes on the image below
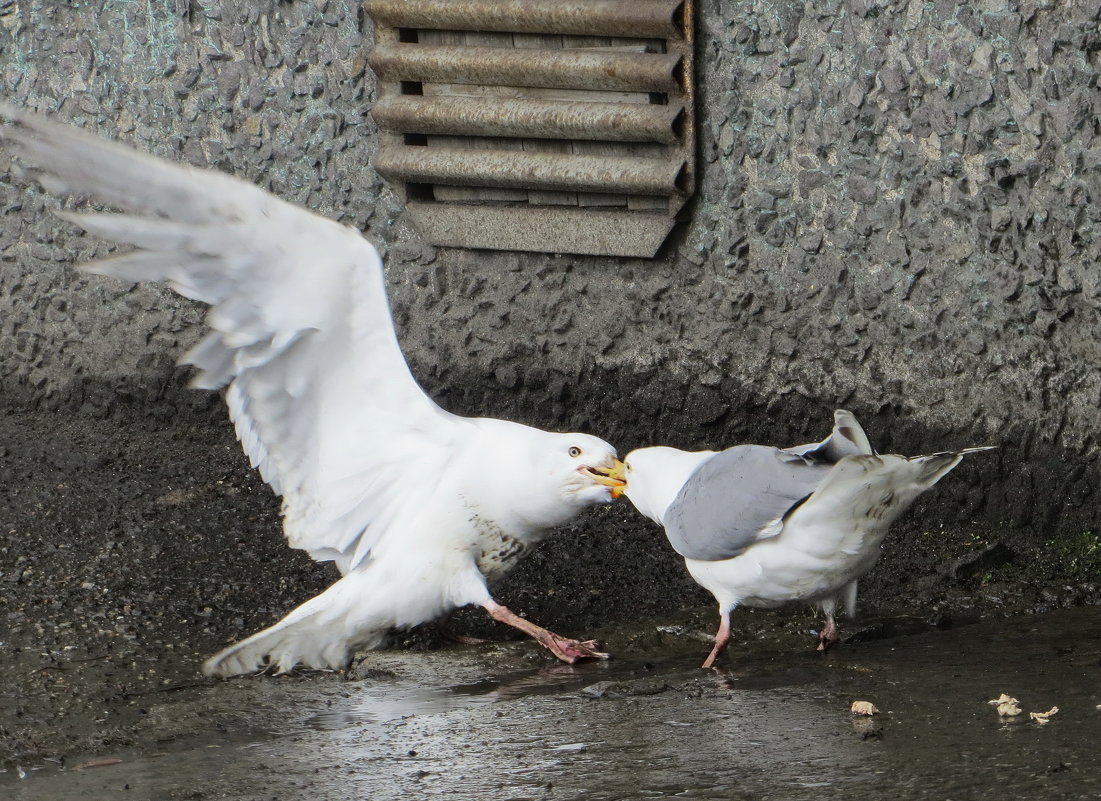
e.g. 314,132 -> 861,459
365,0 -> 695,258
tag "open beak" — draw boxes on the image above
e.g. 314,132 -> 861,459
579,459 -> 627,499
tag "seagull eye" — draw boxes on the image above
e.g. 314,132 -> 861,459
568,446 -> 583,458
626,463 -> 633,473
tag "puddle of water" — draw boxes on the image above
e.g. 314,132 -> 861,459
5,607 -> 1101,800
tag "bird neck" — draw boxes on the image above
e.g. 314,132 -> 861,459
643,450 -> 718,525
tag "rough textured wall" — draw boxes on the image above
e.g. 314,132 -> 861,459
1,0 -> 1100,626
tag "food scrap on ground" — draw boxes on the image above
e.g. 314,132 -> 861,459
988,693 -> 1022,717
1029,706 -> 1059,725
851,700 -> 880,716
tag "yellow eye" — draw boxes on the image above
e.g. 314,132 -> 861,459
568,446 -> 583,458
626,463 -> 633,472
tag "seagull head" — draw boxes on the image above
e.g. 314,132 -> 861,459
622,446 -> 717,526
517,430 -> 625,527
550,431 -> 626,506
467,420 -> 625,529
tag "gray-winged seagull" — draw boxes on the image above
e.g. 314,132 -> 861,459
621,410 -> 992,667
0,105 -> 627,677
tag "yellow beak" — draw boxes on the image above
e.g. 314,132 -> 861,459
581,459 -> 627,498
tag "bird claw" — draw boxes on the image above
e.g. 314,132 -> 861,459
482,602 -> 610,663
546,636 -> 610,664
816,619 -> 841,651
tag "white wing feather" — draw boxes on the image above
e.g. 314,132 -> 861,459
1,104 -> 469,572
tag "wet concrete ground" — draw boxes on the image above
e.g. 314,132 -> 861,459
4,408 -> 1100,799
5,606 -> 1101,801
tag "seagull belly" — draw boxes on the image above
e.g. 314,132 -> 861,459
473,520 -> 543,585
475,536 -> 532,584
351,549 -> 484,631
359,508 -> 515,626
685,529 -> 884,610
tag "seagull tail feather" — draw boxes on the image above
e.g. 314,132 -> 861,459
911,445 -> 996,488
831,409 -> 873,456
201,571 -> 386,678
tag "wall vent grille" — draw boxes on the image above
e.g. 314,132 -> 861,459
365,0 -> 695,257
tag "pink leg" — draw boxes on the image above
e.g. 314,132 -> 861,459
481,601 -> 609,664
817,615 -> 840,651
701,609 -> 732,669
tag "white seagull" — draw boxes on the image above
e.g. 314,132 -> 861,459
0,105 -> 626,677
621,410 -> 992,668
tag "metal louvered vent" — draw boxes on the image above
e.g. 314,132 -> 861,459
365,0 -> 694,258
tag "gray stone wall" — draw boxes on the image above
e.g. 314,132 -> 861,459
2,0 -> 1100,609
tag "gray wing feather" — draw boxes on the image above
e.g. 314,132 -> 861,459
663,445 -> 832,561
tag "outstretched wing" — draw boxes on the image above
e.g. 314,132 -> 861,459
663,445 -> 831,561
1,104 -> 469,573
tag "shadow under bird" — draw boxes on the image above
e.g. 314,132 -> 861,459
621,410 -> 994,668
0,104 -> 627,677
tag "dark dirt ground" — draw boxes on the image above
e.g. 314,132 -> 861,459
2,405 -> 1100,779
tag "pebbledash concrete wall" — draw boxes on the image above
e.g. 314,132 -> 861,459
1,1 -> 1099,617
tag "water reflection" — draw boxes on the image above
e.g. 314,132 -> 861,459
7,608 -> 1101,801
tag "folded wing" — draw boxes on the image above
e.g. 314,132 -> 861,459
663,445 -> 832,561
